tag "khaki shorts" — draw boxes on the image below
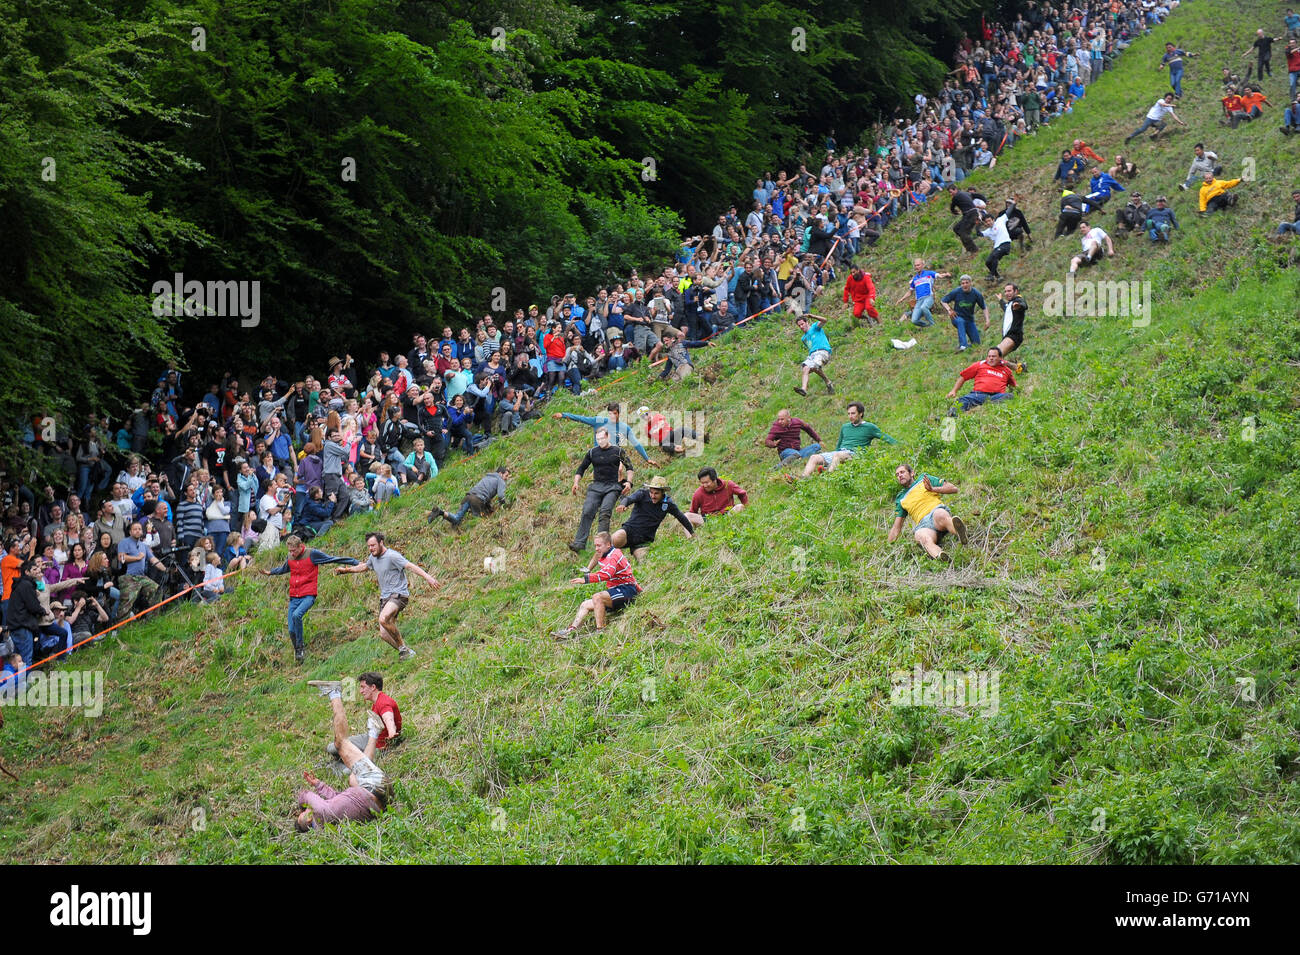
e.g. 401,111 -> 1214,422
350,754 -> 388,795
803,349 -> 831,370
379,595 -> 409,615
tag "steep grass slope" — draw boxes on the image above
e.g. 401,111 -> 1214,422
3,0 -> 1298,863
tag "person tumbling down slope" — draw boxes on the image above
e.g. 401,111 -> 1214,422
552,531 -> 641,640
793,315 -> 835,396
802,402 -> 896,478
296,680 -> 394,831
599,475 -> 695,563
887,464 -> 968,562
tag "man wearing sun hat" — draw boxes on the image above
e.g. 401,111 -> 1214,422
591,475 -> 694,564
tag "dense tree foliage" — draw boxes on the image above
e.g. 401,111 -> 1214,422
0,0 -> 989,464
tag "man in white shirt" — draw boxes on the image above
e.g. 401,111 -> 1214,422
1124,93 -> 1187,142
979,212 -> 1013,280
1070,221 -> 1115,273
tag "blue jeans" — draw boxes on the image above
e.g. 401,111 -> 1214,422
911,295 -> 935,327
779,443 -> 821,463
1149,221 -> 1174,241
952,315 -> 981,349
733,300 -> 748,324
1285,105 -> 1299,127
1169,66 -> 1183,97
607,355 -> 627,371
287,595 -> 315,650
1278,220 -> 1300,235
10,627 -> 33,667
1126,117 -> 1165,140
1290,70 -> 1299,101
958,390 -> 1013,411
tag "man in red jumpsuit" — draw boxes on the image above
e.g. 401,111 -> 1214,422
842,267 -> 879,328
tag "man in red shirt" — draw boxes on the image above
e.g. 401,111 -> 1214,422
842,267 -> 879,328
297,680 -> 394,830
686,467 -> 748,527
262,534 -> 359,662
553,531 -> 641,639
326,671 -> 402,759
947,346 -> 1018,414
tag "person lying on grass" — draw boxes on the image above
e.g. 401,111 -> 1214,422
886,464 -> 968,562
296,680 -> 393,831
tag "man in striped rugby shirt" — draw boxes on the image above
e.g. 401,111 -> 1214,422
552,531 -> 641,639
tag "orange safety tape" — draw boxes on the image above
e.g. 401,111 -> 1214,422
9,565 -> 247,681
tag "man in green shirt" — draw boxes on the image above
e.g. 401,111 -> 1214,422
801,402 -> 896,477
887,463 -> 968,560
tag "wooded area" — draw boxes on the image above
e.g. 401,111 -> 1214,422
0,0 -> 988,460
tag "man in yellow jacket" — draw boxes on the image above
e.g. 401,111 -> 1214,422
1199,173 -> 1242,213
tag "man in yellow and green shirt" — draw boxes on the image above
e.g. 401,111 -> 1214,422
887,464 -> 968,560
1199,173 -> 1242,213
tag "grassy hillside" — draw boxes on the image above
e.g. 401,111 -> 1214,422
3,0 -> 1298,863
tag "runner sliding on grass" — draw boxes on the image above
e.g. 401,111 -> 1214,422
887,464 -> 968,561
794,315 -> 835,396
552,531 -> 641,639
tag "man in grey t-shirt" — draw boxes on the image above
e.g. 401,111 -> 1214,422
334,532 -> 440,661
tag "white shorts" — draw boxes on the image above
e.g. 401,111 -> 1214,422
803,349 -> 831,370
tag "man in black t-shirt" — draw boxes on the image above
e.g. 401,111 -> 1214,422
948,186 -> 981,252
1246,29 -> 1282,78
596,476 -> 694,563
568,428 -> 635,554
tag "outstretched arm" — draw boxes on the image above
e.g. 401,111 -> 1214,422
407,561 -> 442,590
887,515 -> 906,543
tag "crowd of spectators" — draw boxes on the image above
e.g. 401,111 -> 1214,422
0,0 -> 1174,680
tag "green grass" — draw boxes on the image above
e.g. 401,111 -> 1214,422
3,0 -> 1299,863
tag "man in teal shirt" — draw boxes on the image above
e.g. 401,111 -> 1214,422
802,402 -> 896,477
794,316 -> 835,396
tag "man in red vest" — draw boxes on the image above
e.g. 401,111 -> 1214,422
263,534 -> 359,662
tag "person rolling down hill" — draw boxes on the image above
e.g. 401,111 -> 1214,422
1069,221 -> 1114,273
261,534 -> 359,663
295,680 -> 394,831
597,475 -> 694,563
947,346 -> 1018,414
1124,93 -> 1187,143
435,467 -> 512,528
552,531 -> 641,639
686,467 -> 748,528
794,315 -> 835,396
801,402 -> 897,478
842,267 -> 880,328
1198,173 -> 1243,214
887,464 -> 968,562
765,408 -> 823,466
552,403 -> 654,465
1146,196 -> 1180,242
